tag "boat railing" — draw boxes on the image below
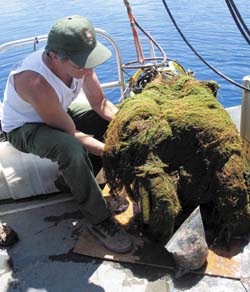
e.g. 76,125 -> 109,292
0,28 -> 126,97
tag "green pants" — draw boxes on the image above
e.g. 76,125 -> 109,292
6,103 -> 110,224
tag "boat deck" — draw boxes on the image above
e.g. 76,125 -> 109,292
1,192 -> 250,292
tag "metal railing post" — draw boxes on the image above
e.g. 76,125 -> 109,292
240,76 -> 250,161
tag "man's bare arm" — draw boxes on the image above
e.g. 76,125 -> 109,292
14,71 -> 104,156
15,71 -> 76,134
82,69 -> 118,121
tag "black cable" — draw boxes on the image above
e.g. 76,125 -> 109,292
162,0 -> 250,92
228,0 -> 250,38
225,0 -> 250,45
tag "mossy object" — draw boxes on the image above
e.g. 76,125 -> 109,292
103,75 -> 250,243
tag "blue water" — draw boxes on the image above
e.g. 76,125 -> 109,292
0,0 -> 250,107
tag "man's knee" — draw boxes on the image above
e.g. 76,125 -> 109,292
56,137 -> 92,169
57,137 -> 86,158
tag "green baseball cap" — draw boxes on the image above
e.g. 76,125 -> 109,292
46,15 -> 112,68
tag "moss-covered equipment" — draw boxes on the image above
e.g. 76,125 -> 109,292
103,76 -> 250,243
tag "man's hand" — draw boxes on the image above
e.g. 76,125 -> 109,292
74,131 -> 104,156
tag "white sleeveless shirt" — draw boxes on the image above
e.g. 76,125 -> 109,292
2,49 -> 84,133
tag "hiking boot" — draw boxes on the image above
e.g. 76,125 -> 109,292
87,217 -> 133,254
0,224 -> 18,247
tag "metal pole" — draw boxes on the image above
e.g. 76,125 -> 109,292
240,76 -> 250,161
123,0 -> 144,64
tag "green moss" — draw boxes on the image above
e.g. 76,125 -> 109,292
103,76 -> 250,243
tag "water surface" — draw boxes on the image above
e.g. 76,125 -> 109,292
0,0 -> 249,107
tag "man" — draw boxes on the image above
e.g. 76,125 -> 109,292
1,15 -> 133,253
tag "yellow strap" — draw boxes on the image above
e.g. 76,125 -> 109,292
169,61 -> 187,75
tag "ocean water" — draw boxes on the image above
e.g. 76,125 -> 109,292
0,0 -> 249,107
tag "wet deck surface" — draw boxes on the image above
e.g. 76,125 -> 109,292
0,193 -> 250,292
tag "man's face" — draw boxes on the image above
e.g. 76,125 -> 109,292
62,59 -> 91,79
